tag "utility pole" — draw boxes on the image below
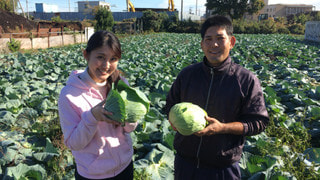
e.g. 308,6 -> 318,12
26,0 -> 29,19
17,0 -> 26,17
12,0 -> 15,13
196,0 -> 198,16
181,0 -> 183,20
126,0 -> 128,12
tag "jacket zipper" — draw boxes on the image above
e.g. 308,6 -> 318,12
196,68 -> 214,168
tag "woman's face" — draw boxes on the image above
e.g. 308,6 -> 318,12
83,45 -> 119,83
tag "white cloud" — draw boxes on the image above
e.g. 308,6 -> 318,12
174,0 -> 206,8
159,0 -> 168,8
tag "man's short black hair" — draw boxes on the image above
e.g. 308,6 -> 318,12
200,15 -> 233,39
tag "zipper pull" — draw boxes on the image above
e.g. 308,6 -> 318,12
197,158 -> 200,168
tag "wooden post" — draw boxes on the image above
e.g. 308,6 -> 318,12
80,29 -> 82,43
141,20 -> 143,33
61,27 -> 64,46
30,32 -> 33,49
0,26 -> 3,38
73,29 -> 76,44
37,23 -> 40,38
48,28 -> 51,48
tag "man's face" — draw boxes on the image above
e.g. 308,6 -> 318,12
201,26 -> 236,67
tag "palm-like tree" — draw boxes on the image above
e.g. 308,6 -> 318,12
0,0 -> 18,12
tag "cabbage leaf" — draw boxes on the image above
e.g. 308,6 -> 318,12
104,88 -> 127,124
104,80 -> 150,124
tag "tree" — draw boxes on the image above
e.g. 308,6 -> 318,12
94,6 -> 114,32
163,12 -> 179,32
259,18 -> 277,34
315,12 -> 320,21
0,0 -> 17,12
206,0 -> 265,20
297,13 -> 311,25
158,12 -> 169,32
275,17 -> 287,25
141,10 -> 162,32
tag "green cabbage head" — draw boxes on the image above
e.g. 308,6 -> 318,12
169,102 -> 207,136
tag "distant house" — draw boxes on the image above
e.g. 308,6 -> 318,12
77,1 -> 110,13
35,3 -> 59,13
244,1 -> 314,21
265,4 -> 314,18
208,0 -> 315,21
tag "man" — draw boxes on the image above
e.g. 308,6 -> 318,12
165,15 -> 269,179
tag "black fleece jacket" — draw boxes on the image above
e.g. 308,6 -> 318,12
165,56 -> 269,168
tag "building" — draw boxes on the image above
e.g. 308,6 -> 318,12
35,3 -> 58,13
134,8 -> 176,12
208,0 -> 315,21
265,4 -> 314,18
77,1 -> 110,13
245,2 -> 314,20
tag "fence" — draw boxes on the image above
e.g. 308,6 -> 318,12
0,24 -> 67,38
0,29 -> 74,39
0,27 -> 94,52
113,19 -> 143,34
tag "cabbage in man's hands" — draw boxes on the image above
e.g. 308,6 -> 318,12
169,102 -> 207,136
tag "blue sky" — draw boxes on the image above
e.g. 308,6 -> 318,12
19,0 -> 320,14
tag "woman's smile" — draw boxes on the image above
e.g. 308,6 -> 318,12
83,45 -> 119,83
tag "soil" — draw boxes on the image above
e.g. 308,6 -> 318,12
0,9 -> 84,33
0,9 -> 37,33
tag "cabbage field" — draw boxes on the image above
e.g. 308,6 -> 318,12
0,33 -> 320,179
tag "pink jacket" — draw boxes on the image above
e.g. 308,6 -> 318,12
58,70 -> 137,179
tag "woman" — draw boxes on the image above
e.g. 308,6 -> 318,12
58,31 -> 137,180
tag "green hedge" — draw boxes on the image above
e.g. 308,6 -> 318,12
137,11 -> 320,35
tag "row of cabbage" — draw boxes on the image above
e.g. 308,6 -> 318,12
0,33 -> 319,179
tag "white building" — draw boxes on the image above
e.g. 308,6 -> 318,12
265,4 -> 314,18
77,1 -> 110,13
35,3 -> 58,13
